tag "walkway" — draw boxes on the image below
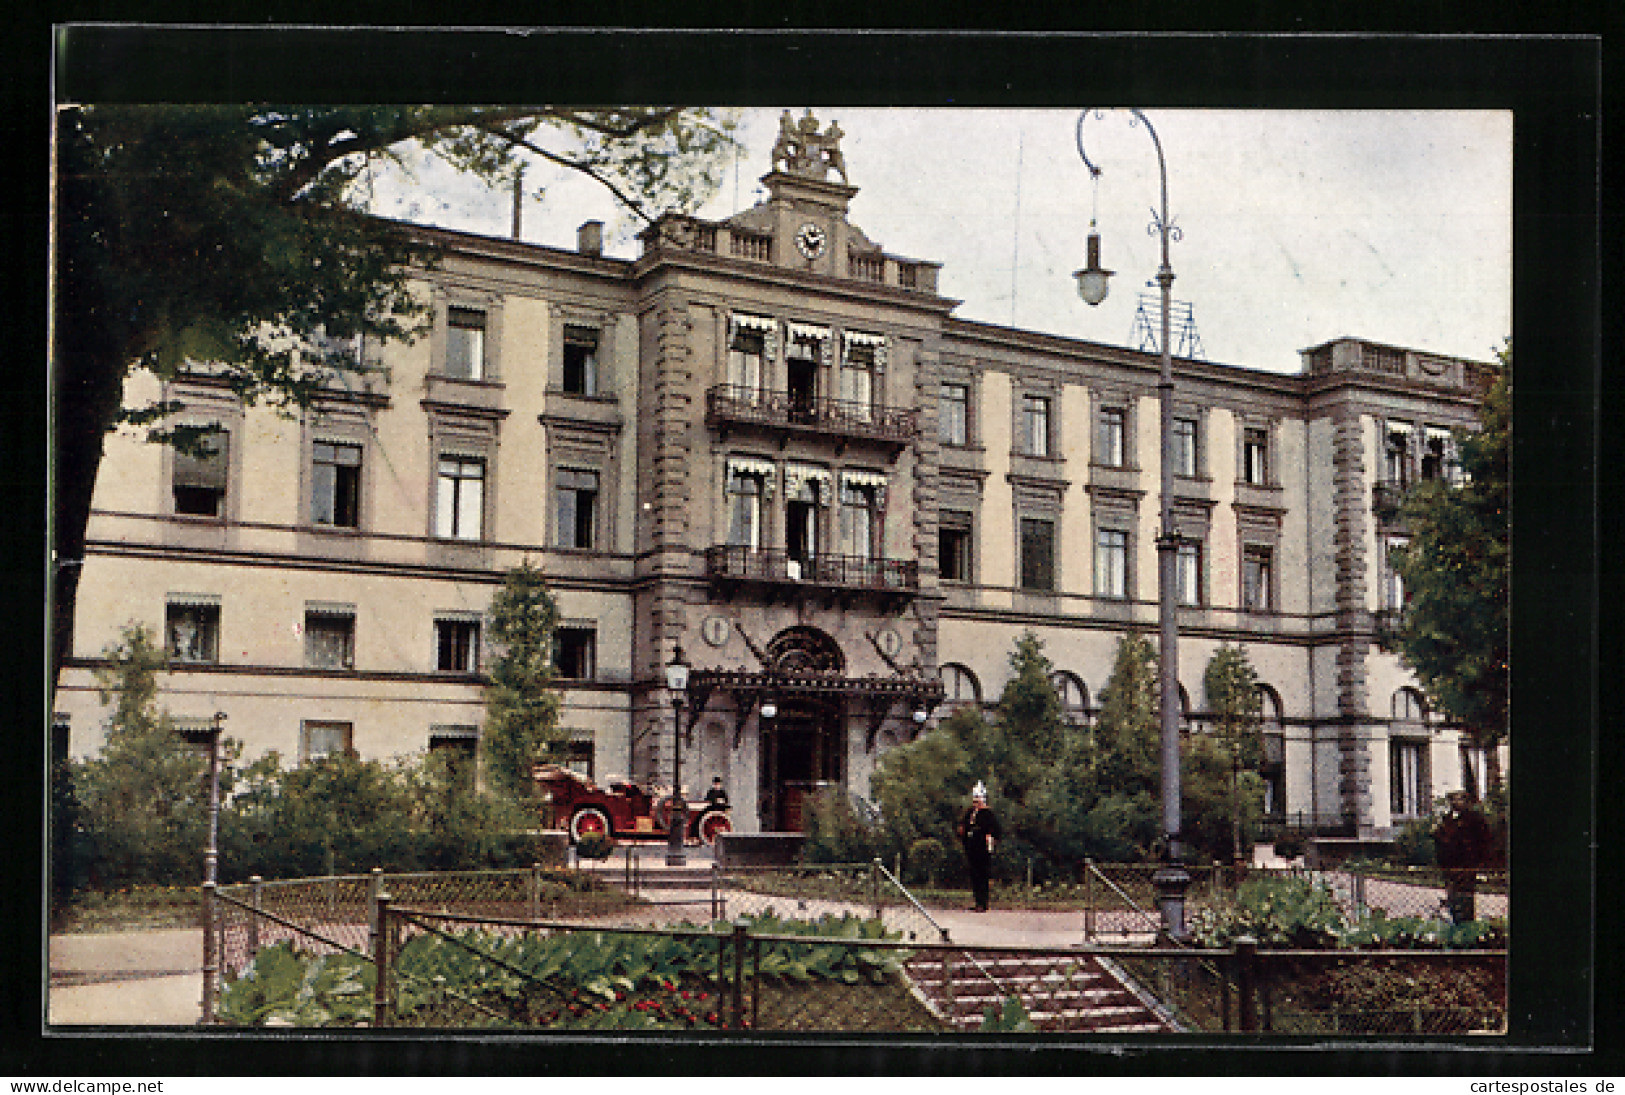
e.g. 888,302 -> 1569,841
48,928 -> 203,1026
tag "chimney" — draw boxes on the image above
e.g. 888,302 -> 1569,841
577,220 -> 604,257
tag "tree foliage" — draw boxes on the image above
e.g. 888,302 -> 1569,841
51,105 -> 738,688
1390,344 -> 1510,788
72,625 -> 216,887
852,631 -> 1259,879
1202,644 -> 1265,860
482,561 -> 565,799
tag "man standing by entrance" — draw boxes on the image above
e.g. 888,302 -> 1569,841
958,781 -> 1002,912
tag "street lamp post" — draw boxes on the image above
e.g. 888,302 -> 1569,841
1074,108 -> 1192,941
664,646 -> 692,867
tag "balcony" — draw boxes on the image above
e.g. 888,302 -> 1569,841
1372,479 -> 1407,522
705,545 -> 919,609
706,384 -> 918,452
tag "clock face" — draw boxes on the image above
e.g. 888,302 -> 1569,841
795,222 -> 827,259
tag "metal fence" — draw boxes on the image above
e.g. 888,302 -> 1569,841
1079,861 -> 1509,943
206,861 -> 1507,1036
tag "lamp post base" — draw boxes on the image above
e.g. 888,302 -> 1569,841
666,801 -> 689,867
1153,864 -> 1192,944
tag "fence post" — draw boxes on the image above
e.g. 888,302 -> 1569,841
711,862 -> 720,921
367,867 -> 383,958
729,917 -> 749,1029
200,881 -> 218,1025
939,928 -> 955,1021
1083,858 -> 1096,943
1235,935 -> 1258,1032
870,858 -> 882,921
248,875 -> 263,956
373,891 -> 393,1028
529,862 -> 541,921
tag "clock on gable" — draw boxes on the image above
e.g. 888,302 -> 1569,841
794,222 -> 828,260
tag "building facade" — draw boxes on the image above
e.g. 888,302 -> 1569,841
55,114 -> 1501,839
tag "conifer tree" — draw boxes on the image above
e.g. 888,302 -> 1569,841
482,562 -> 564,800
1203,644 -> 1264,861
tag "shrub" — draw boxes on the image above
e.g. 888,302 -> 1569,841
1391,813 -> 1438,866
574,832 -> 616,861
904,838 -> 947,886
803,788 -> 886,866
1189,874 -> 1349,948
1271,832 -> 1305,861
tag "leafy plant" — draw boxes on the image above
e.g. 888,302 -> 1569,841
980,995 -> 1036,1032
1189,874 -> 1349,948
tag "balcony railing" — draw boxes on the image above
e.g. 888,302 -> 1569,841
706,545 -> 919,595
1372,479 -> 1407,520
706,384 -> 918,446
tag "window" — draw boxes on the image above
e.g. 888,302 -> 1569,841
841,342 -> 876,419
1097,407 -> 1126,467
305,609 -> 355,670
839,482 -> 878,559
1393,687 -> 1427,723
1384,424 -> 1411,486
562,326 -> 600,395
728,327 -> 766,396
1172,416 -> 1199,477
301,720 -> 353,764
727,470 -> 764,549
938,511 -> 973,582
941,663 -> 981,707
1021,395 -> 1051,457
435,618 -> 480,673
311,441 -> 362,528
1460,744 -> 1486,801
555,468 -> 599,550
1242,546 -> 1273,611
173,429 -> 229,516
555,627 -> 597,680
1258,686 -> 1286,816
558,736 -> 596,779
436,456 -> 486,540
1383,536 -> 1409,610
166,600 -> 220,663
939,382 -> 970,446
1018,517 -> 1056,592
429,728 -> 478,791
1421,427 -> 1451,481
1176,539 -> 1203,606
1054,672 -> 1089,723
445,306 -> 486,379
1390,740 -> 1428,818
1243,427 -> 1270,485
1096,528 -> 1128,599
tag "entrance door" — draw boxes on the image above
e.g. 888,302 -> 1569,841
786,500 -> 817,579
787,355 -> 818,423
760,701 -> 844,832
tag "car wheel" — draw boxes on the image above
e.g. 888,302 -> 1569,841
570,807 -> 611,844
697,811 -> 732,846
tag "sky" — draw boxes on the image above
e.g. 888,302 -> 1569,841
365,108 -> 1512,375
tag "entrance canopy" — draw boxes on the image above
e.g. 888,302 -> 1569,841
689,668 -> 944,752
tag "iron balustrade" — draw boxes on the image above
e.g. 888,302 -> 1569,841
706,544 -> 919,592
706,384 -> 919,444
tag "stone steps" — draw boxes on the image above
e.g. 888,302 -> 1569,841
905,952 -> 1173,1033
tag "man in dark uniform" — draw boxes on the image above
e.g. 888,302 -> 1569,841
958,781 -> 1002,912
704,776 -> 729,809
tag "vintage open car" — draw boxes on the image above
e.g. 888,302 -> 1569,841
533,765 -> 733,846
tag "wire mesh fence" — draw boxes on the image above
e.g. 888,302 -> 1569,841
1079,862 -> 1509,942
208,863 -> 1508,1036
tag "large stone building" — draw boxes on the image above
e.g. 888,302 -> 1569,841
54,113 -> 1501,839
